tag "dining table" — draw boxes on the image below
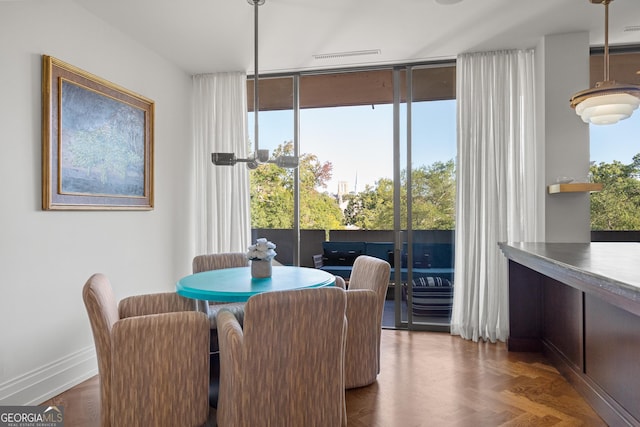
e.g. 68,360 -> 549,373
176,265 -> 336,302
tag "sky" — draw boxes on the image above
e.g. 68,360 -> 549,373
252,100 -> 457,193
589,115 -> 640,165
251,102 -> 640,193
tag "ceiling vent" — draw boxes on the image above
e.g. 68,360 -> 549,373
313,49 -> 381,60
624,25 -> 640,32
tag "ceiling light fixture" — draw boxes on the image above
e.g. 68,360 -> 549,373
212,0 -> 298,169
569,0 -> 640,125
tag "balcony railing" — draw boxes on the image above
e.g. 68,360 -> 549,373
251,228 -> 455,267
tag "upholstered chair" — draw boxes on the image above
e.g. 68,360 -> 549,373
335,254 -> 391,389
216,287 -> 348,427
192,252 -> 249,330
82,273 -> 210,427
192,252 -> 250,408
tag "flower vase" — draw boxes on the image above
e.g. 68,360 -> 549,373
251,259 -> 272,279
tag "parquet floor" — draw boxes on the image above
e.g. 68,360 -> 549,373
42,330 -> 606,426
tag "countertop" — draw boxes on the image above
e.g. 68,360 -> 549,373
499,242 -> 640,316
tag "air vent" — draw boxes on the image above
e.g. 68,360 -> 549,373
624,25 -> 640,32
313,49 -> 381,60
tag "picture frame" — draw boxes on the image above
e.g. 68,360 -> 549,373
42,55 -> 154,210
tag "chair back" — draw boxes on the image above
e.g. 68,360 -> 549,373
193,252 -> 250,327
192,252 -> 248,274
312,254 -> 324,268
82,273 -> 120,427
349,255 -> 391,318
217,287 -> 347,427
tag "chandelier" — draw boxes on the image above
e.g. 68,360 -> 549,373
569,0 -> 640,125
212,0 -> 298,169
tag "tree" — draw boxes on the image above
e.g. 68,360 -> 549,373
344,160 -> 456,230
251,141 -> 456,231
250,141 -> 344,230
410,160 -> 456,230
590,154 -> 640,230
343,183 -> 390,230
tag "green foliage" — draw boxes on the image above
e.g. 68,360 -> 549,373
343,182 -> 392,230
343,160 -> 456,230
251,143 -> 640,233
410,160 -> 456,230
590,154 -> 640,230
250,142 -> 343,230
251,142 -> 457,231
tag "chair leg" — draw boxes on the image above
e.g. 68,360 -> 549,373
209,351 -> 220,408
209,328 -> 221,408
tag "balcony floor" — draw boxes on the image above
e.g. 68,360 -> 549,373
382,299 -> 451,329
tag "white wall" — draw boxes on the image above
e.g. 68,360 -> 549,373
0,0 -> 195,404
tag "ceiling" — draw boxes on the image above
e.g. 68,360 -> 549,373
73,0 -> 640,76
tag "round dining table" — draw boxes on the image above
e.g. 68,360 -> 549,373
176,265 -> 336,302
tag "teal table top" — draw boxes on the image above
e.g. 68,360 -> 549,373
176,265 -> 336,302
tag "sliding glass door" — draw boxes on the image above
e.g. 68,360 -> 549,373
248,64 -> 456,331
396,65 -> 456,331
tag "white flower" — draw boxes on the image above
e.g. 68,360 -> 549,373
247,238 -> 277,261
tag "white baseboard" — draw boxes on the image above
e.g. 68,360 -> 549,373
0,346 -> 98,405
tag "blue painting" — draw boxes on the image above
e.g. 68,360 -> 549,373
60,80 -> 145,197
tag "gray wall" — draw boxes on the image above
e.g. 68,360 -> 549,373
540,32 -> 592,242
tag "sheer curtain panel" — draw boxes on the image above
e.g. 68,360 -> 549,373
451,50 -> 542,343
193,73 -> 251,254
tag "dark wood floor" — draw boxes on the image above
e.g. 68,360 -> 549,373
42,330 -> 605,426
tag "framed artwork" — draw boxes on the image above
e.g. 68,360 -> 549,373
42,55 -> 154,210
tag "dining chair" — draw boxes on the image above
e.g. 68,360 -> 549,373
335,254 -> 391,389
312,253 -> 324,268
82,273 -> 210,427
192,252 -> 250,408
216,287 -> 348,427
192,252 -> 249,330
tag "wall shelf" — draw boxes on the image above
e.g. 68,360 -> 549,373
547,183 -> 603,194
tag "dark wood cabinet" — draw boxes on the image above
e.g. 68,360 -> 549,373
500,242 -> 640,426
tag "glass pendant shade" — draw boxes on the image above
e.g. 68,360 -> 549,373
569,0 -> 640,125
574,91 -> 640,125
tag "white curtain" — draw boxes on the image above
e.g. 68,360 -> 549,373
193,72 -> 251,254
450,49 -> 542,343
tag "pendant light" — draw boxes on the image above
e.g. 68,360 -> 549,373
570,0 -> 640,125
212,0 -> 298,169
